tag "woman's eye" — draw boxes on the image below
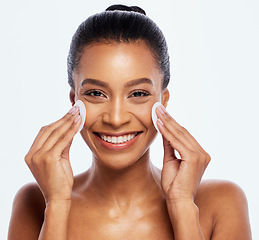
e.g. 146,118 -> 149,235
85,90 -> 106,98
130,91 -> 150,98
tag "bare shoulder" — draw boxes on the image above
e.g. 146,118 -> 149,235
195,179 -> 249,216
196,179 -> 248,204
13,182 -> 45,204
195,179 -> 252,240
8,183 -> 45,239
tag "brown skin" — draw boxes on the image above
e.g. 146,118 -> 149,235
8,41 -> 252,239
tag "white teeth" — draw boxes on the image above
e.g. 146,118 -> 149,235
118,136 -> 123,143
100,133 -> 138,144
111,136 -> 117,144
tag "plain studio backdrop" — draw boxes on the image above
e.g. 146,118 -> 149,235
1,0 -> 258,238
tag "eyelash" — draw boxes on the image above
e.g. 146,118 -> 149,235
84,90 -> 106,98
84,90 -> 151,99
129,90 -> 150,98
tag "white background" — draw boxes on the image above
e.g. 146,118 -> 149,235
1,0 -> 258,238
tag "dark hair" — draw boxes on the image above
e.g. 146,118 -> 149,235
67,4 -> 170,89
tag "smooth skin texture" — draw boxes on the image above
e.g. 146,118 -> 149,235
8,41 -> 252,240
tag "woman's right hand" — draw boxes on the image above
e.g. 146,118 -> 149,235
25,106 -> 82,204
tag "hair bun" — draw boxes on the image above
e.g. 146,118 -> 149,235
105,4 -> 146,15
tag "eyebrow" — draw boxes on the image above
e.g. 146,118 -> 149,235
81,78 -> 108,88
81,77 -> 153,88
124,78 -> 153,87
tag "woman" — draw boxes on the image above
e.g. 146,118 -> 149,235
8,5 -> 251,240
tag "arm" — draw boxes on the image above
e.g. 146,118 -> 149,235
8,106 -> 81,240
38,200 -> 71,240
166,180 -> 252,240
156,105 -> 209,239
8,183 -> 45,239
8,184 -> 72,240
155,105 -> 250,239
209,181 -> 252,240
167,200 -> 204,240
156,103 -> 251,240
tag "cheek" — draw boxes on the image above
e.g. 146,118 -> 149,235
131,104 -> 158,149
84,104 -> 102,127
80,104 -> 101,150
130,104 -> 154,128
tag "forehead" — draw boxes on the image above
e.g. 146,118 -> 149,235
73,41 -> 163,90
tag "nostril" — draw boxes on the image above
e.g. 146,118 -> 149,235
102,109 -> 132,127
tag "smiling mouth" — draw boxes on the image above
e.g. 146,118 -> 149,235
94,132 -> 142,144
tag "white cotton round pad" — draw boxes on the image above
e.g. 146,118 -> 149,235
74,100 -> 86,133
151,102 -> 162,133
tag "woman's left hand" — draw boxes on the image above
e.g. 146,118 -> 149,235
156,105 -> 211,204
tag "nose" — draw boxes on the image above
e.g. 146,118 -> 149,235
102,98 -> 131,128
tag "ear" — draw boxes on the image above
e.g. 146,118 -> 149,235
161,88 -> 170,108
69,89 -> 76,106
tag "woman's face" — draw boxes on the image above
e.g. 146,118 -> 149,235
71,41 -> 169,169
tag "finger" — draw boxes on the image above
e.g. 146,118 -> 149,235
156,109 -> 198,153
156,106 -> 211,164
39,109 -> 80,153
29,115 -> 81,171
27,107 -> 78,158
28,126 -> 47,152
178,127 -> 211,166
158,116 -> 209,173
50,115 -> 81,156
157,118 -> 194,161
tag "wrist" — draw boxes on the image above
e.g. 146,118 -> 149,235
45,199 -> 72,215
166,196 -> 196,208
166,201 -> 204,240
166,199 -> 198,218
166,199 -> 200,229
39,200 -> 71,239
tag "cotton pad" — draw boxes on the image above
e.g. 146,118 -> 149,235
74,100 -> 86,133
151,102 -> 162,133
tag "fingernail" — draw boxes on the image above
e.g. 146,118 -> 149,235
71,107 -> 79,115
157,118 -> 164,126
68,107 -> 74,114
158,105 -> 166,115
74,115 -> 81,123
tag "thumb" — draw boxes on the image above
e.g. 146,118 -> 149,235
162,136 -> 177,164
62,139 -> 73,158
161,136 -> 180,192
60,139 -> 74,187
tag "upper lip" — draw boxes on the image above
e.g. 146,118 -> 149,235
94,131 -> 142,137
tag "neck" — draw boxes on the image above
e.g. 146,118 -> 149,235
85,150 -> 162,206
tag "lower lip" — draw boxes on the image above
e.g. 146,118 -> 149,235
95,133 -> 141,150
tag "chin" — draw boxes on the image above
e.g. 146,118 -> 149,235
92,147 -> 150,171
